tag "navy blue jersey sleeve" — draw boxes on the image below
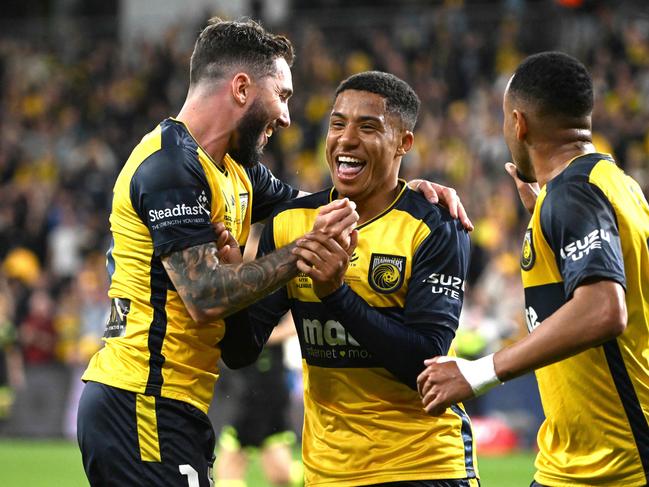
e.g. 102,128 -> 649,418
256,212 -> 278,255
220,217 -> 290,368
246,164 -> 299,223
406,218 -> 471,330
541,182 -> 626,297
321,286 -> 455,390
220,308 -> 264,369
130,147 -> 216,257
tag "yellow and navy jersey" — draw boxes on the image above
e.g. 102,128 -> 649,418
520,153 -> 649,486
82,118 -> 297,413
250,183 -> 476,486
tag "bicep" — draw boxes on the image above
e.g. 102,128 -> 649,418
571,279 -> 627,336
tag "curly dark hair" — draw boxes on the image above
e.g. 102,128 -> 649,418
334,71 -> 420,131
509,51 -> 593,118
189,17 -> 295,87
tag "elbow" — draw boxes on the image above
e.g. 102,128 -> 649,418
593,293 -> 627,342
577,280 -> 627,344
600,302 -> 627,340
187,306 -> 226,326
190,311 -> 212,327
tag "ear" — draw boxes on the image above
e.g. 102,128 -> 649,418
231,72 -> 252,106
513,109 -> 528,141
396,131 -> 414,156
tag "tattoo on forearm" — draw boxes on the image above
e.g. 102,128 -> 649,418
163,242 -> 298,319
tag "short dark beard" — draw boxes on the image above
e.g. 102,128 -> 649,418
516,168 -> 537,183
230,98 -> 269,168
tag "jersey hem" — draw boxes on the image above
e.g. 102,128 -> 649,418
565,269 -> 627,297
306,469 -> 477,487
81,374 -> 211,414
535,471 -> 648,487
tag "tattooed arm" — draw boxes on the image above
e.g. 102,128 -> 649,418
162,198 -> 358,324
162,241 -> 298,323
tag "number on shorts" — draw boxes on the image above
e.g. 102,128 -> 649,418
179,464 -> 199,487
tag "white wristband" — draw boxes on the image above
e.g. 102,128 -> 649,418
439,353 -> 502,396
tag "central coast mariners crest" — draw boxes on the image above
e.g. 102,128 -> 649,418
521,228 -> 536,270
369,253 -> 406,294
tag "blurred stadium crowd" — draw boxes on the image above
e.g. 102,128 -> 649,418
0,0 -> 647,444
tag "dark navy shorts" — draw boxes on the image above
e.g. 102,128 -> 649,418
230,345 -> 290,448
77,381 -> 215,487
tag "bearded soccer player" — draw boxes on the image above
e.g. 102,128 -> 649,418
222,71 -> 477,486
418,52 -> 649,486
76,18 -> 360,487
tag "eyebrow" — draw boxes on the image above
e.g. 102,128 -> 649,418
330,112 -> 383,123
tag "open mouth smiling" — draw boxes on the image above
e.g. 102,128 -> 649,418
336,155 -> 366,180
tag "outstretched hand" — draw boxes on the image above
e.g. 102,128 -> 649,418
504,163 -> 539,215
408,179 -> 473,231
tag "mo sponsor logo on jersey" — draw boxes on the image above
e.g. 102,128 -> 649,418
148,190 -> 210,223
302,318 -> 372,360
303,318 -> 360,347
368,253 -> 406,294
422,273 -> 465,300
559,228 -> 611,262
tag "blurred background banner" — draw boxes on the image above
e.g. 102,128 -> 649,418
0,0 -> 647,484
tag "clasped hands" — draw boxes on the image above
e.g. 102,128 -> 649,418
293,198 -> 359,298
211,198 -> 359,298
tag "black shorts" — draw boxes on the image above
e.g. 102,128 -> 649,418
228,345 -> 291,448
77,381 -> 215,487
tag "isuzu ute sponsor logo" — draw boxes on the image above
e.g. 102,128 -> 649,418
422,273 -> 465,300
560,229 -> 611,262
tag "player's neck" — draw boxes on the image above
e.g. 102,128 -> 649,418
176,88 -> 237,164
352,181 -> 402,226
533,140 -> 596,188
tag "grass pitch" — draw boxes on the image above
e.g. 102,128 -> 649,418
0,439 -> 536,486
